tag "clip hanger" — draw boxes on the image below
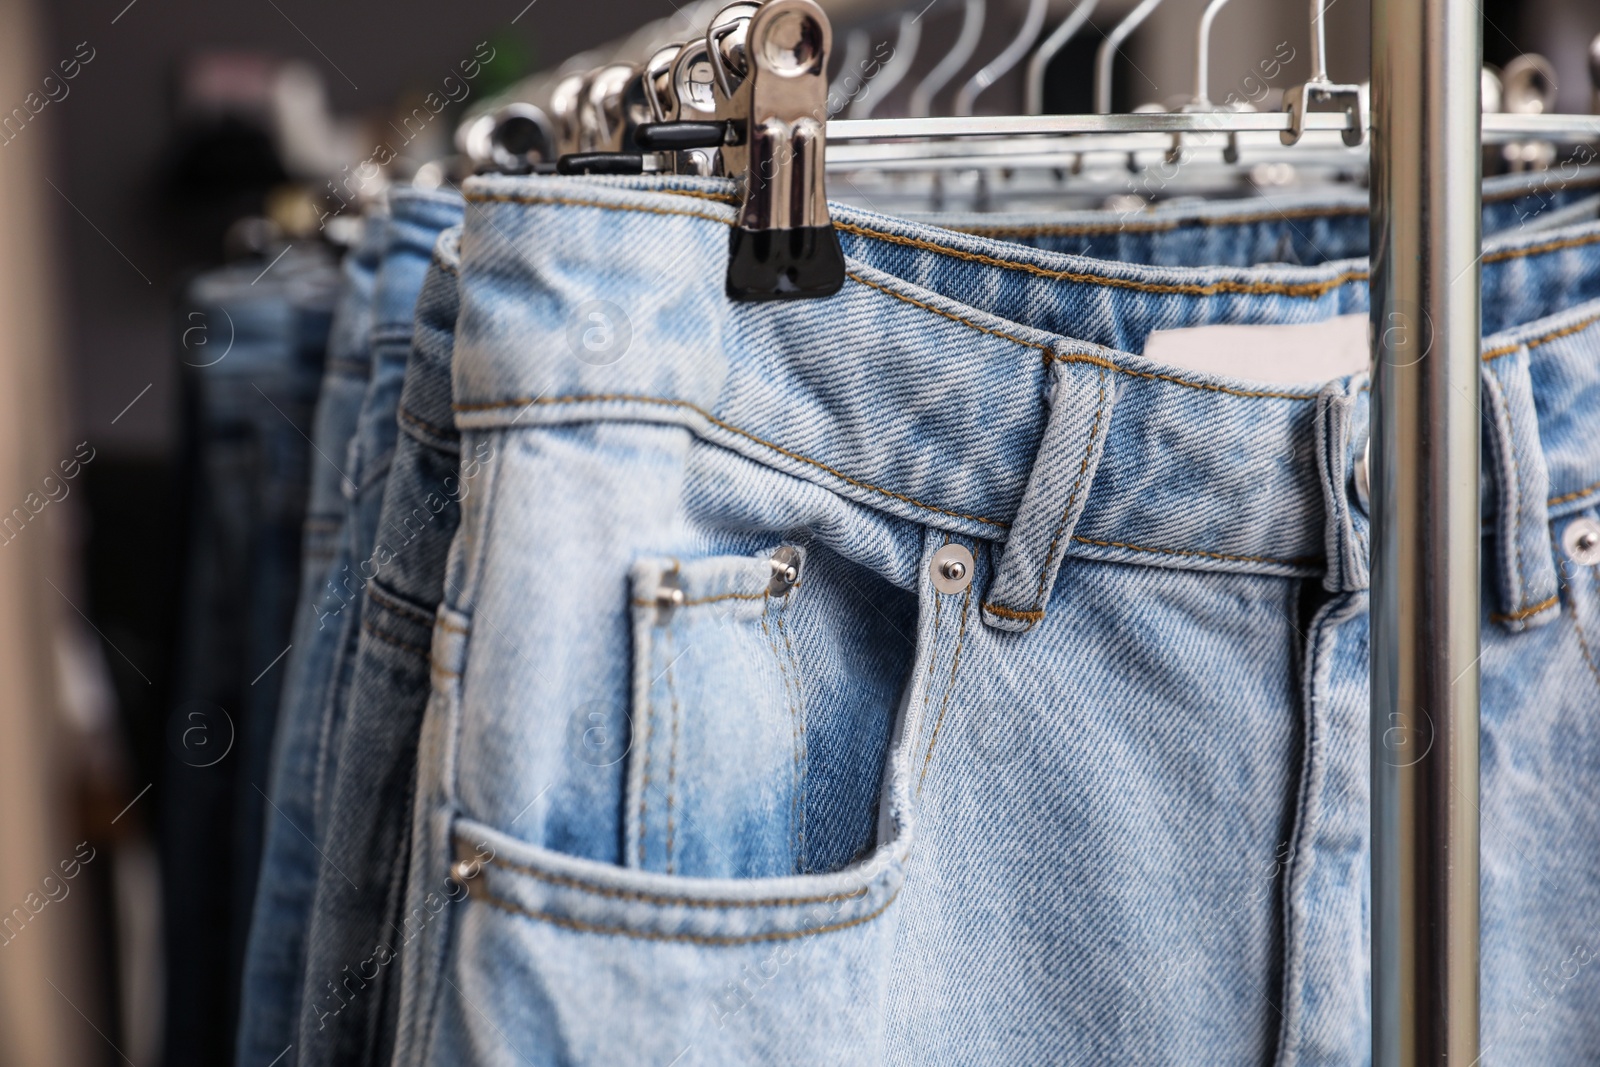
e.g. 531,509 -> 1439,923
717,0 -> 843,300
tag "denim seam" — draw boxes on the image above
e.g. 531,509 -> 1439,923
464,191 -> 729,226
834,222 -> 1370,298
638,628 -> 658,869
1551,478 -> 1600,507
1047,352 -> 1318,402
983,603 -> 1044,622
1070,535 -> 1318,567
397,405 -> 459,443
760,595 -> 804,873
1482,316 -> 1600,361
1483,229 -> 1600,265
917,539 -> 949,773
918,582 -> 973,796
368,583 -> 434,625
777,597 -> 807,873
474,850 -> 872,909
362,619 -> 432,659
471,884 -> 899,945
665,633 -> 682,876
1489,594 -> 1560,624
947,203 -> 1369,238
455,395 -> 1013,529
462,189 -> 1371,299
1581,563 -> 1600,692
844,271 -> 1054,356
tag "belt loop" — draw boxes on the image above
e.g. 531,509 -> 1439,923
1314,377 -> 1371,594
1482,346 -> 1561,631
980,353 -> 1117,634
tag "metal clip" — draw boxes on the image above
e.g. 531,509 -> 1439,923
717,0 -> 844,301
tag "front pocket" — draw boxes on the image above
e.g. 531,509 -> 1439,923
439,814 -> 908,1065
623,548 -> 822,879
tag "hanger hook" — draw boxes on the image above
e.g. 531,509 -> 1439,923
1193,0 -> 1234,107
1024,0 -> 1099,116
1308,0 -> 1329,83
954,0 -> 1049,116
850,13 -> 923,119
908,0 -> 987,118
1094,0 -> 1166,115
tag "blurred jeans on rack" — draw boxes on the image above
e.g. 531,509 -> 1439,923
919,167 -> 1600,264
392,173 -> 1600,1067
165,243 -> 337,1067
297,226 -> 466,1067
240,186 -> 462,1067
238,209 -> 388,1067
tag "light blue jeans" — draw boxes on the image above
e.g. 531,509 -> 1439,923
240,212 -> 388,1067
395,173 -> 1600,1066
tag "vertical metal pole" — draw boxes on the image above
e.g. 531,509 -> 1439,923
1369,0 -> 1482,1060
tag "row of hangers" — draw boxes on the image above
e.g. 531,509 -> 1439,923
446,0 -> 1600,300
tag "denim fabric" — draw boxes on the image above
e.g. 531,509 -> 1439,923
915,168 -> 1600,264
238,211 -> 388,1067
165,244 -> 336,1067
389,174 -> 1600,1067
297,227 -> 468,1067
310,188 -> 464,860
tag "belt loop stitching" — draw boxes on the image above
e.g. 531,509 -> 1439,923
1022,364 -> 1108,615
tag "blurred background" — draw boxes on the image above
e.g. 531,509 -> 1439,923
0,0 -> 1593,1064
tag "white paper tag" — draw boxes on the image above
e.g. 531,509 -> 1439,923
1141,314 -> 1369,385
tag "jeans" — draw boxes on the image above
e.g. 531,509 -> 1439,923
297,225 -> 468,1067
393,173 -> 1600,1066
914,167 -> 1600,264
166,244 -> 337,1067
239,213 -> 388,1067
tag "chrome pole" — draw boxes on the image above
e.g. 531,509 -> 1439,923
1369,0 -> 1482,1059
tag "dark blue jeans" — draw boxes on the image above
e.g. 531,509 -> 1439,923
298,225 -> 466,1067
164,244 -> 337,1067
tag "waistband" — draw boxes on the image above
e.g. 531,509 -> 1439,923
371,187 -> 465,338
449,174 -> 1600,633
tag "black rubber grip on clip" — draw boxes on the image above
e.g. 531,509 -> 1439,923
556,153 -> 645,176
634,122 -> 727,151
725,225 -> 846,302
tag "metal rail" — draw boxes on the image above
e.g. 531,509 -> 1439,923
826,110 -> 1599,142
1368,0 -> 1482,1062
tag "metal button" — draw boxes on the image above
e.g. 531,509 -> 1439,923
1353,438 -> 1371,516
1563,517 -> 1600,566
654,571 -> 685,623
930,544 -> 975,594
767,545 -> 802,595
449,859 -> 482,886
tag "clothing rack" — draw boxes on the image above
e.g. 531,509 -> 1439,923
1369,0 -> 1481,1060
475,0 -> 1600,1056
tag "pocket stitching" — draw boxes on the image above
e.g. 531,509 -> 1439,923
479,851 -> 874,909
473,883 -> 900,945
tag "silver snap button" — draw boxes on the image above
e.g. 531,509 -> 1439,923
767,545 -> 803,595
1563,517 -> 1600,566
1353,438 -> 1371,516
930,544 -> 975,594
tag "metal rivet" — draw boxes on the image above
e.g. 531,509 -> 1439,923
450,860 -> 481,885
654,571 -> 685,622
1563,517 -> 1600,566
767,545 -> 803,595
930,544 -> 975,594
1353,438 -> 1371,516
